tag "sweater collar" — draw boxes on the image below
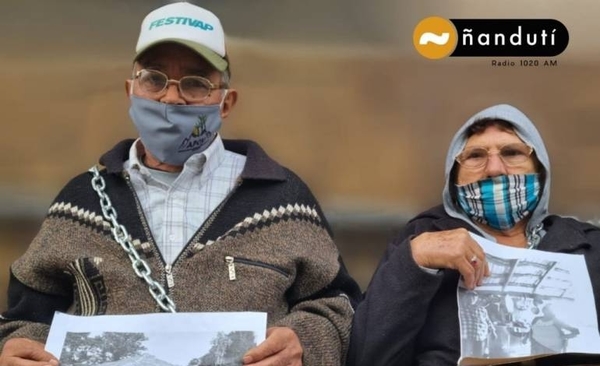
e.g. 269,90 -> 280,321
99,138 -> 287,182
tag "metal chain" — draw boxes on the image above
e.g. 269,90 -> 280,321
527,223 -> 544,249
88,165 -> 176,313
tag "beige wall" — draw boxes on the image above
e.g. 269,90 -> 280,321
3,44 -> 600,215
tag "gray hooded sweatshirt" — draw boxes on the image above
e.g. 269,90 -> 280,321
442,103 -> 550,246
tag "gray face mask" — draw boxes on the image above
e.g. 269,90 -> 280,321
128,95 -> 224,165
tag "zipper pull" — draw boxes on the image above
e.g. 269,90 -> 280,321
225,256 -> 236,281
165,264 -> 175,289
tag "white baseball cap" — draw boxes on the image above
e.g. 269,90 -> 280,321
135,2 -> 228,71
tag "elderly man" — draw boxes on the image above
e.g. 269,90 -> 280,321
0,3 -> 361,366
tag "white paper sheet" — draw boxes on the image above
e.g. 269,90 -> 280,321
45,312 -> 267,366
457,233 -> 600,365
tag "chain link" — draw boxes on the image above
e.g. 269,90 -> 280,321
88,165 -> 176,313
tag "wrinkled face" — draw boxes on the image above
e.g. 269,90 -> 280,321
456,125 -> 537,185
127,42 -> 226,106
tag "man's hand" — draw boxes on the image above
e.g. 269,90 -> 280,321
243,327 -> 302,366
410,228 -> 490,289
0,338 -> 59,366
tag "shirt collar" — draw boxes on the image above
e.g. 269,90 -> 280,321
185,134 -> 225,177
124,135 -> 225,180
104,138 -> 286,182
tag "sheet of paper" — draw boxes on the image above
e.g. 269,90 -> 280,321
457,233 -> 600,365
45,312 -> 267,366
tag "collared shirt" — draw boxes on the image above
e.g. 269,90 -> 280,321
124,135 -> 246,264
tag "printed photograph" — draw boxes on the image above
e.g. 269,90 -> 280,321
59,330 -> 257,366
458,253 -> 580,359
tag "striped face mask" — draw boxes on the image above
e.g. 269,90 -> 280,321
456,174 -> 541,231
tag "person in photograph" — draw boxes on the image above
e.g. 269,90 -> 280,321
0,2 -> 361,366
511,296 -> 540,334
346,104 -> 600,366
486,294 -> 511,325
530,304 -> 580,354
459,291 -> 497,357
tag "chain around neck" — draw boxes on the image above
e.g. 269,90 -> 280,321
88,165 -> 176,313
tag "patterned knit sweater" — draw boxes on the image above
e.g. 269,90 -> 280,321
0,139 -> 362,365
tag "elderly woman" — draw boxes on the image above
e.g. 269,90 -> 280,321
346,104 -> 600,365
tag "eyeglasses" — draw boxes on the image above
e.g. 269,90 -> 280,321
134,69 -> 226,102
455,142 -> 534,169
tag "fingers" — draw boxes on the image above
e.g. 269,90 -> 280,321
469,254 -> 487,288
483,259 -> 491,277
459,253 -> 487,290
243,327 -> 302,366
243,328 -> 285,364
0,338 -> 59,366
470,243 -> 487,268
457,256 -> 477,290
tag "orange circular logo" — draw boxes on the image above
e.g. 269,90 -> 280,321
413,17 -> 458,59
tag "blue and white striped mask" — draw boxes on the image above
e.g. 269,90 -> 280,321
456,174 -> 541,231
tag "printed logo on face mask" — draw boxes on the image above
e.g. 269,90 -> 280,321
191,115 -> 207,137
179,115 -> 212,152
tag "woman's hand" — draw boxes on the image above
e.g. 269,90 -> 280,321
410,228 -> 490,289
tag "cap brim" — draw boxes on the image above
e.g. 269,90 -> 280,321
135,39 -> 228,72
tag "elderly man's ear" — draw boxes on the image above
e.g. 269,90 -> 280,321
220,89 -> 238,119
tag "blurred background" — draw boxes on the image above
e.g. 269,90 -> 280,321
2,0 -> 600,311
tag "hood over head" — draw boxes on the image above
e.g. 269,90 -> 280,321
442,104 -> 550,242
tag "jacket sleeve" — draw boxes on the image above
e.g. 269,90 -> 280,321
269,181 -> 362,366
0,172 -> 105,350
273,255 -> 361,366
346,219 -> 448,366
0,220 -> 73,350
0,273 -> 72,348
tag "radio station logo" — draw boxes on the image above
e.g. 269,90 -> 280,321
413,16 -> 458,60
413,17 -> 569,61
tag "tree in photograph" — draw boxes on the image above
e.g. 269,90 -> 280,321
189,331 -> 256,366
59,332 -> 148,365
223,331 -> 256,360
101,332 -> 148,362
60,332 -> 99,365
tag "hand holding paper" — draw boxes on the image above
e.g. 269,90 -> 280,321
411,228 -> 490,289
243,327 -> 303,365
0,338 -> 58,366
